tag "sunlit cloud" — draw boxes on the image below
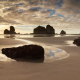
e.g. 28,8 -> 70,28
0,0 -> 80,34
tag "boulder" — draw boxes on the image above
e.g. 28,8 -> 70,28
73,38 -> 80,46
34,26 -> 46,34
60,30 -> 66,34
46,25 -> 55,34
2,45 -> 44,59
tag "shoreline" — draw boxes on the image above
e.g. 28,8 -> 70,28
0,37 -> 69,62
0,36 -> 80,80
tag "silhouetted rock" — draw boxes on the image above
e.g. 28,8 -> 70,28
34,26 -> 46,34
10,26 -> 16,34
60,30 -> 66,34
4,26 -> 16,34
4,29 -> 10,34
33,25 -> 55,34
46,25 -> 55,34
2,45 -> 44,59
73,37 -> 80,46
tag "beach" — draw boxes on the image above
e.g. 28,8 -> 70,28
0,35 -> 80,80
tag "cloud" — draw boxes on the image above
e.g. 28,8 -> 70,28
63,0 -> 80,9
0,0 -> 80,32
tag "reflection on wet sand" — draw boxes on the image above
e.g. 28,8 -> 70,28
10,57 -> 44,63
4,34 -> 15,39
34,34 -> 55,37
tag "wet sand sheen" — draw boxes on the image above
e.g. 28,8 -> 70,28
16,38 -> 69,62
0,36 -> 80,80
0,38 -> 69,62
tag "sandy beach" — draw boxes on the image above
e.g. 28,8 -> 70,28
0,35 -> 80,80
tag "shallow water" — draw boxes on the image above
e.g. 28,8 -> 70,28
0,36 -> 69,63
17,39 -> 69,63
0,34 -> 77,38
65,40 -> 77,46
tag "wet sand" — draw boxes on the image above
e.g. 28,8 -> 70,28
0,35 -> 80,80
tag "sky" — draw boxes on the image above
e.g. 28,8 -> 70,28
0,0 -> 80,34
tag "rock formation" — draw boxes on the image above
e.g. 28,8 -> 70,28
73,37 -> 80,46
10,26 -> 16,34
33,25 -> 55,34
2,45 -> 44,59
60,30 -> 66,34
4,26 -> 16,34
46,25 -> 55,34
34,25 -> 46,34
4,29 -> 10,34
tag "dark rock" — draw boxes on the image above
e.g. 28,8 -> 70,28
2,45 -> 44,59
73,38 -> 80,46
34,26 -> 46,34
46,25 -> 55,34
33,25 -> 55,34
4,29 -> 10,34
4,26 -> 16,34
60,30 -> 66,34
10,26 -> 16,34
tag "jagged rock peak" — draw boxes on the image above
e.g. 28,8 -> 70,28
60,30 -> 66,34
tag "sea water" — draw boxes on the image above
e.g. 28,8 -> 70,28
17,39 -> 69,63
0,34 -> 77,38
0,34 -> 70,62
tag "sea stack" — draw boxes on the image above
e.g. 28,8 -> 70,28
34,25 -> 46,34
10,26 -> 16,34
33,25 -> 55,34
4,29 -> 10,34
60,30 -> 66,34
4,26 -> 16,34
46,25 -> 55,34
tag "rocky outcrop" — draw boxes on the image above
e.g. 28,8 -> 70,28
73,37 -> 80,46
2,45 -> 44,59
46,25 -> 55,34
4,26 -> 16,34
4,29 -> 10,34
33,25 -> 55,34
34,26 -> 46,34
10,26 -> 16,34
60,30 -> 66,34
